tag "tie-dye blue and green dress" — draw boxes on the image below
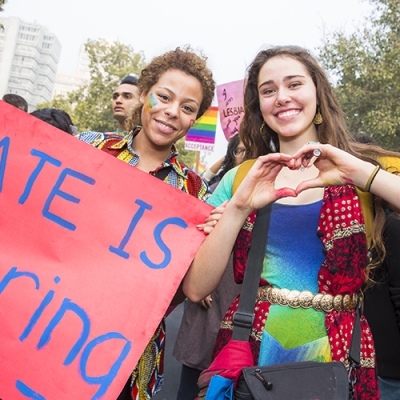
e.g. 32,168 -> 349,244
208,167 -> 332,365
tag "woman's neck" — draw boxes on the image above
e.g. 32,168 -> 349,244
278,130 -> 318,155
132,132 -> 172,173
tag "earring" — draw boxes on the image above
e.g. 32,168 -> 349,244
260,121 -> 266,134
313,107 -> 323,125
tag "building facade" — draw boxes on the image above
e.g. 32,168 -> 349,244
0,16 -> 61,111
52,44 -> 90,98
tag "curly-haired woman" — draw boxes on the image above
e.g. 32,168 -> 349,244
77,46 -> 216,400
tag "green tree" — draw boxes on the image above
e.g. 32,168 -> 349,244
0,0 -> 6,28
42,39 -> 146,132
319,0 -> 400,151
175,138 -> 196,168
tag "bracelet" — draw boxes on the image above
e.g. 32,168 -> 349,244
364,165 -> 381,192
202,169 -> 216,182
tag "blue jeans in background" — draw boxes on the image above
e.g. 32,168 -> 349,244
378,376 -> 400,400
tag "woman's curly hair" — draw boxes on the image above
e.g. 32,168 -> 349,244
126,46 -> 215,130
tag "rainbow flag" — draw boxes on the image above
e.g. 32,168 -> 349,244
185,106 -> 218,152
196,162 -> 207,175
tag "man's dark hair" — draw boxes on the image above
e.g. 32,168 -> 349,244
120,75 -> 138,86
30,108 -> 76,135
2,93 -> 29,112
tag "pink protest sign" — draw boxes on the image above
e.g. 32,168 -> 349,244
216,79 -> 246,140
0,101 -> 212,399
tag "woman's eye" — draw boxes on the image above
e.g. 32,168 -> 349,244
158,94 -> 169,101
262,88 -> 274,96
289,82 -> 302,88
183,105 -> 194,113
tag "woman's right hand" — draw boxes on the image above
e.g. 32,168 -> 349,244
230,153 -> 298,213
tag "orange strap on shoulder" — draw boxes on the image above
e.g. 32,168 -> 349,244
232,159 -> 257,195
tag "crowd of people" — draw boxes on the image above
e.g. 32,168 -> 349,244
2,44 -> 400,400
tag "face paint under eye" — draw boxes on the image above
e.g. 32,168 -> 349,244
144,93 -> 158,111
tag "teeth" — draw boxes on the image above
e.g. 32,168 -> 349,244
159,121 -> 174,130
278,110 -> 299,118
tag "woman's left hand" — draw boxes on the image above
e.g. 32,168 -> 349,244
291,143 -> 370,193
197,200 -> 228,234
199,295 -> 212,309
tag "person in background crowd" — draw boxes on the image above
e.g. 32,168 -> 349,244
183,45 -> 400,399
30,108 -> 77,135
79,76 -> 140,140
365,213 -> 400,400
352,132 -> 400,399
2,93 -> 28,112
76,46 -> 215,400
173,134 -> 245,400
112,75 -> 140,135
202,134 -> 246,188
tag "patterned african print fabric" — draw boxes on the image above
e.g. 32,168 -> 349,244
111,128 -> 127,137
77,127 -> 211,203
130,321 -> 166,400
76,127 -> 211,400
209,180 -> 379,399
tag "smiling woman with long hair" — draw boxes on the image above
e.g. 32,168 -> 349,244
183,45 -> 400,399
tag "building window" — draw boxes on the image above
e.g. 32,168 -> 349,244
18,33 -> 37,41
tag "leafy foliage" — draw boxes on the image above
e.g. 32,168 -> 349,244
175,138 -> 196,168
319,0 -> 400,151
41,39 -> 146,133
0,0 -> 6,28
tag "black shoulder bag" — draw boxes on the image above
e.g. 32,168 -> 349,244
232,205 -> 361,400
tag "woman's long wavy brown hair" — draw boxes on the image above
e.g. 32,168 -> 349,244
239,45 -> 400,281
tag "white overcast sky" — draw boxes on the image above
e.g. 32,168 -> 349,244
3,0 -> 373,162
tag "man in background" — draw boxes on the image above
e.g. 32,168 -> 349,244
31,108 -> 77,135
112,75 -> 140,135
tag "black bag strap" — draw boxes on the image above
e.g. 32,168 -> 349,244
154,165 -> 173,181
349,300 -> 361,365
232,204 -> 272,341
